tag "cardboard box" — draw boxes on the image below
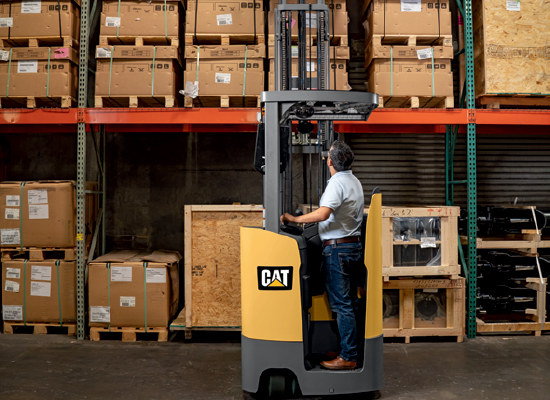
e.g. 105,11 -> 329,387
2,260 -> 76,323
0,0 -> 80,42
95,46 -> 181,99
100,0 -> 182,39
88,250 -> 181,328
269,0 -> 346,12
268,10 -> 348,37
0,181 -> 97,248
268,58 -> 348,91
184,58 -> 264,96
187,1 -> 264,37
185,44 -> 266,59
363,0 -> 451,44
367,58 -> 453,98
0,47 -> 78,100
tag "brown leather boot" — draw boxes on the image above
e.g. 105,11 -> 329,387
320,356 -> 357,370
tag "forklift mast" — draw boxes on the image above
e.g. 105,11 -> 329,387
262,0 -> 379,233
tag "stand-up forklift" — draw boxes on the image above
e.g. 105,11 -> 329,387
241,1 -> 382,397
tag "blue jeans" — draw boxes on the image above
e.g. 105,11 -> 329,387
322,241 -> 362,362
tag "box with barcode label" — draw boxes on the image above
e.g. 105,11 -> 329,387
0,46 -> 78,106
0,180 -> 97,248
186,0 -> 264,42
362,0 -> 452,47
2,260 -> 76,323
100,0 -> 183,44
184,56 -> 264,97
365,44 -> 454,107
0,0 -> 80,44
95,45 -> 182,107
88,250 -> 181,328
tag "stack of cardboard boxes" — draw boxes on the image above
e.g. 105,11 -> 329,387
0,0 -> 80,108
0,181 -> 96,333
182,0 -> 265,107
267,0 -> 350,91
363,0 -> 454,108
94,0 -> 184,107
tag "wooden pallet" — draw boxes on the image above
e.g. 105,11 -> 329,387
185,34 -> 265,46
99,36 -> 179,47
170,307 -> 242,339
267,34 -> 347,47
377,96 -> 454,109
370,34 -> 452,48
90,327 -> 168,342
477,278 -> 548,336
0,36 -> 78,49
95,95 -> 176,108
3,322 -> 76,336
383,278 -> 465,343
0,96 -> 75,109
477,95 -> 550,109
1,247 -> 76,261
184,95 -> 260,108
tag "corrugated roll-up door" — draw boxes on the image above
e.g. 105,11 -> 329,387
349,134 -> 550,208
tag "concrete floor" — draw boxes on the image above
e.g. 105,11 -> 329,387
0,333 -> 549,400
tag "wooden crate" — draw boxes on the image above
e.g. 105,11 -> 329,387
477,278 -> 548,336
383,278 -> 465,343
300,205 -> 460,280
473,0 -> 549,106
180,205 -> 263,337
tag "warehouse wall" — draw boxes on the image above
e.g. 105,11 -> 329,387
104,132 -> 263,252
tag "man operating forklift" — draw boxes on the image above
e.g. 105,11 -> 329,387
280,140 -> 364,371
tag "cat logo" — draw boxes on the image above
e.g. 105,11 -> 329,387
257,267 -> 293,291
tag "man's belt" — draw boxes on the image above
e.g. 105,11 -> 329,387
323,236 -> 361,247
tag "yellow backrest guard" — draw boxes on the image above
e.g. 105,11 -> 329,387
365,192 -> 383,338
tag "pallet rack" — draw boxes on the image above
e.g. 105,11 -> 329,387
0,0 -> 549,340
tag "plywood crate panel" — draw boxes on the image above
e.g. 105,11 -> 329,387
473,0 -> 550,100
184,205 -> 263,330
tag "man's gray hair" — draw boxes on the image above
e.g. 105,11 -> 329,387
329,140 -> 354,172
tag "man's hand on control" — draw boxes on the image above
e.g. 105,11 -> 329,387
280,207 -> 332,225
280,213 -> 295,224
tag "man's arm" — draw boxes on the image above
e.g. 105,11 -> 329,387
280,207 -> 333,224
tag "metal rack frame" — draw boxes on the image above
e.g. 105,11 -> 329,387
1,0 -> 548,339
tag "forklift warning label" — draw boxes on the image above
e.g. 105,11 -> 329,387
257,267 -> 293,290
